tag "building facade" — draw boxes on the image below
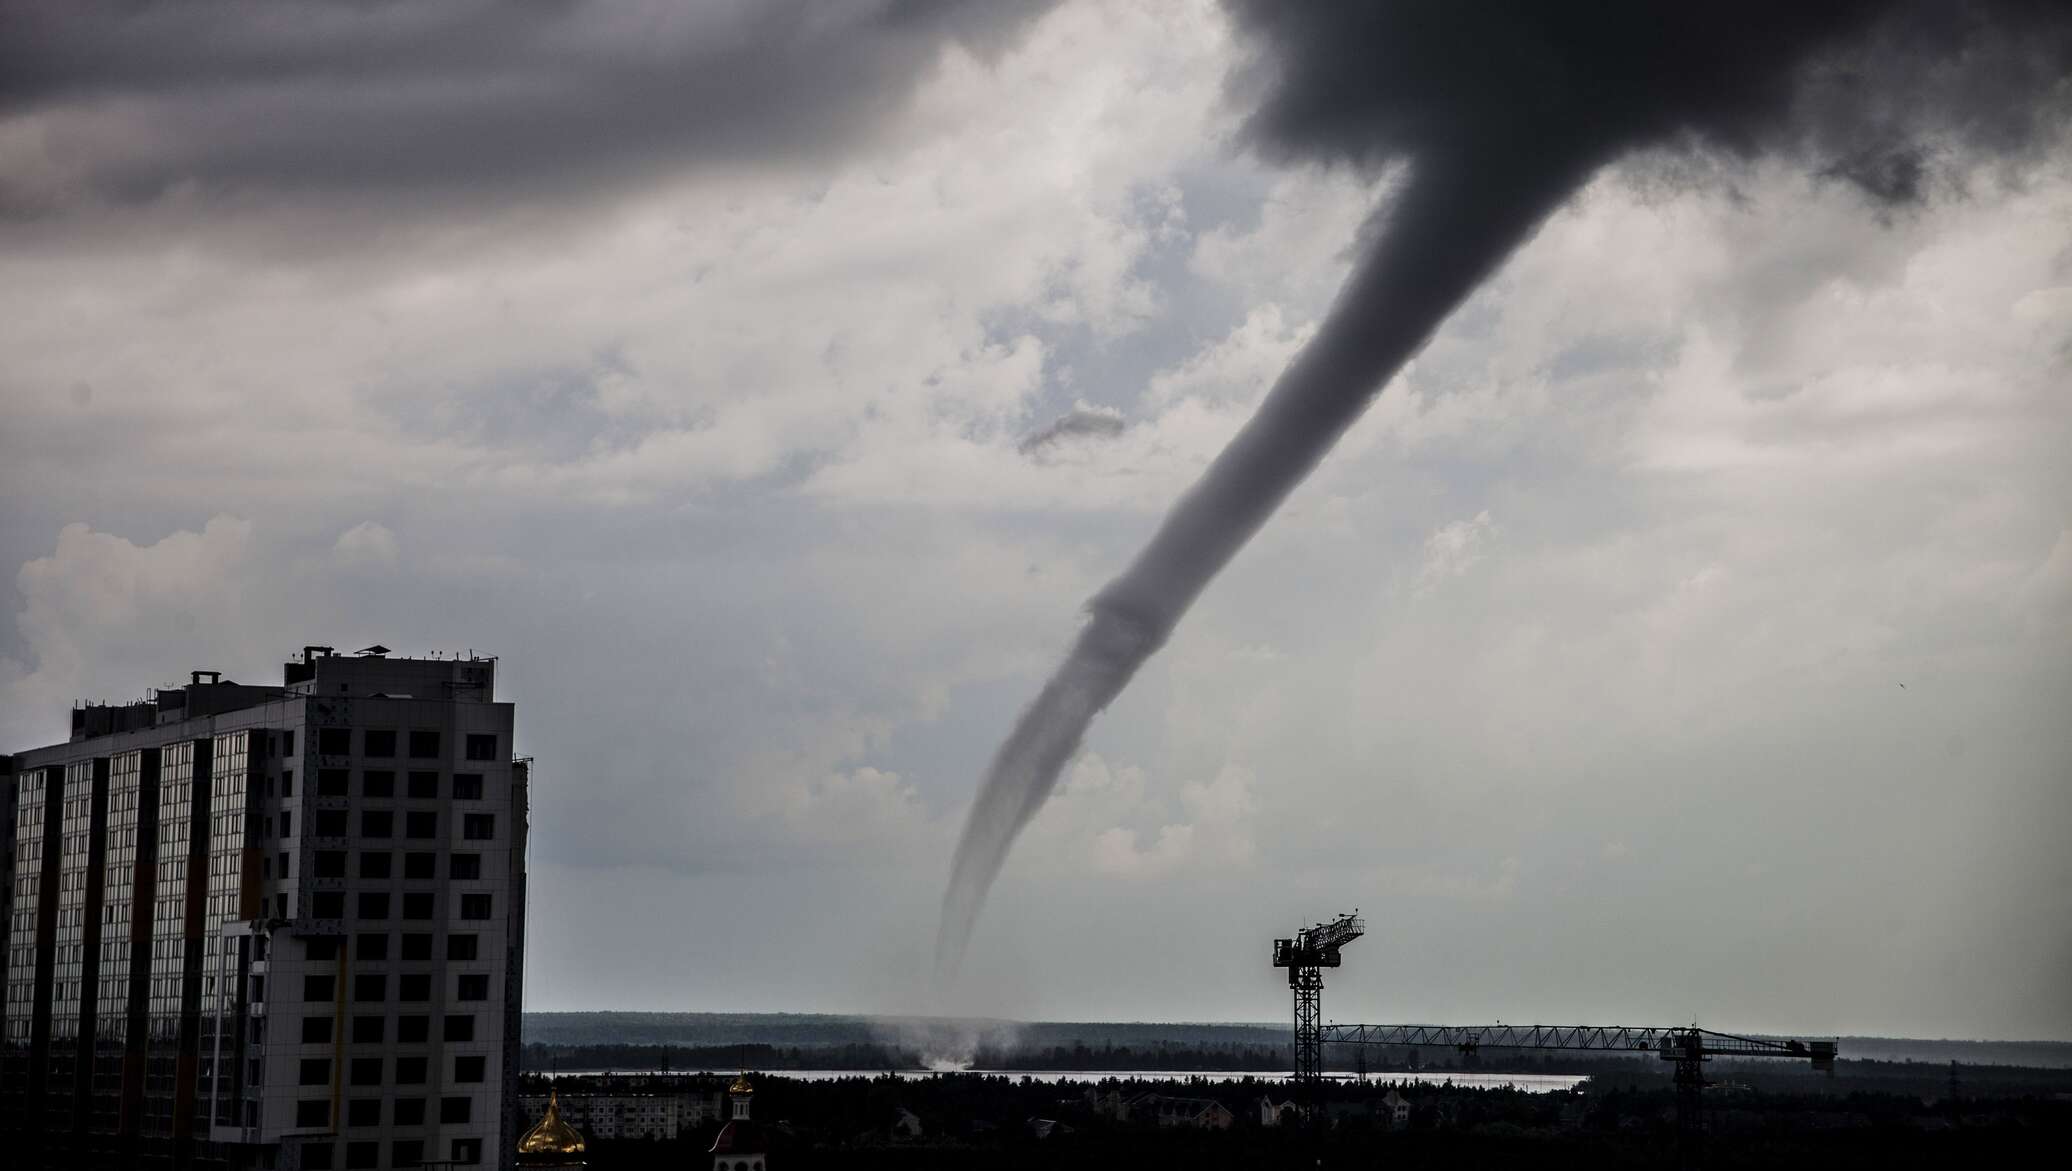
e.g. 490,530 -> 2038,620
517,1074 -> 723,1141
1,648 -> 529,1171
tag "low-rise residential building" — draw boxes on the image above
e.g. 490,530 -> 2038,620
519,1073 -> 723,1140
1127,1093 -> 1234,1129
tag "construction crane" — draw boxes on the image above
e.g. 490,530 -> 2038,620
1271,912 -> 1365,1095
1269,915 -> 1838,1138
1318,1023 -> 1837,1132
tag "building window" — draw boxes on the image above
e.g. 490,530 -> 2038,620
460,893 -> 492,920
393,1097 -> 427,1125
304,975 -> 335,1002
359,851 -> 392,880
363,730 -> 397,758
403,892 -> 435,920
395,1056 -> 428,1085
362,770 -> 394,798
450,1137 -> 482,1166
283,730 -> 297,756
299,1058 -> 330,1086
453,773 -> 484,800
450,853 -> 481,880
314,809 -> 348,838
457,974 -> 488,1001
405,811 -> 437,839
454,1056 -> 487,1085
463,734 -> 496,761
318,728 -> 351,756
297,1099 -> 330,1127
347,1097 -> 381,1127
349,1057 -> 383,1086
357,892 -> 390,920
400,933 -> 433,961
354,973 -> 386,1002
301,1017 -> 332,1044
462,814 -> 494,841
440,1096 -> 473,1124
404,852 -> 437,879
447,934 -> 478,962
392,1139 -> 425,1168
317,768 -> 349,797
282,768 -> 294,796
443,1014 -> 475,1042
308,937 -> 341,962
314,851 -> 346,879
352,1015 -> 384,1044
345,1140 -> 378,1169
361,811 -> 393,839
356,933 -> 388,961
407,770 -> 439,799
397,1015 -> 429,1043
407,730 -> 441,758
281,810 -> 294,837
400,973 -> 432,1002
311,892 -> 346,919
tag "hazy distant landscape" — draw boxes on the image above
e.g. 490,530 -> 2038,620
523,1012 -> 2072,1073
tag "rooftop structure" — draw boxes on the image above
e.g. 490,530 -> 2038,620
710,1074 -> 766,1171
516,1090 -> 586,1167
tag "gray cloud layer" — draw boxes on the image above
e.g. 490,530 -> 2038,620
1018,405 -> 1126,456
0,0 -> 1052,214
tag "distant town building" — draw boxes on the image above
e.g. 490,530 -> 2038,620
1126,1093 -> 1235,1129
1322,1088 -> 1413,1129
1257,1095 -> 1300,1126
1025,1116 -> 1073,1139
518,1073 -> 724,1139
709,1074 -> 767,1171
1,646 -> 528,1170
1084,1086 -> 1127,1119
1380,1088 -> 1412,1128
516,1090 -> 587,1167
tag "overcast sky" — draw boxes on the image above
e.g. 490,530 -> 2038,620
3,0 -> 2068,1041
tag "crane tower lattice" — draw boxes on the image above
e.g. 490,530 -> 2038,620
1271,912 -> 1364,1097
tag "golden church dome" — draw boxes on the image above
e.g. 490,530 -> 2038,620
517,1089 -> 587,1164
728,1073 -> 755,1096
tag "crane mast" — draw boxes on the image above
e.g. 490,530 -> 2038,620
1271,912 -> 1364,1099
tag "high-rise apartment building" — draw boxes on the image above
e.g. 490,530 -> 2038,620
2,647 -> 529,1171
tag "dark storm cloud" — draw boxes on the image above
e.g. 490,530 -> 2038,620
1231,1 -> 2072,203
1017,406 -> 1125,456
0,0 -> 1055,210
939,0 -> 2072,974
1824,148 -> 1932,207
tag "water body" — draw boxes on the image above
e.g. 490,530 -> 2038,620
549,1069 -> 1589,1092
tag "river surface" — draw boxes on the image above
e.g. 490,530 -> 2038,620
545,1069 -> 1588,1092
